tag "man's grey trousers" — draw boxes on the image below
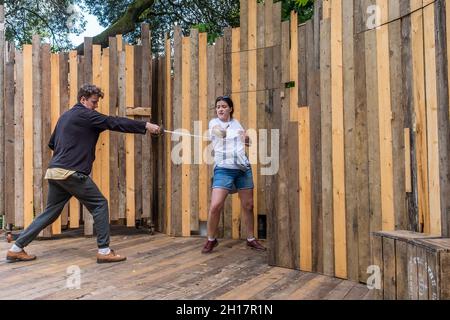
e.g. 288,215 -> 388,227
15,172 -> 110,249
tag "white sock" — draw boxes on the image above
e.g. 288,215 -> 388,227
10,244 -> 23,253
208,237 -> 216,242
98,248 -> 111,255
247,237 -> 256,242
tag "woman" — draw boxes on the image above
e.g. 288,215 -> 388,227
202,96 -> 266,254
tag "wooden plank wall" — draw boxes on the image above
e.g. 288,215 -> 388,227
1,0 -> 449,284
0,7 -> 4,226
1,24 -> 157,236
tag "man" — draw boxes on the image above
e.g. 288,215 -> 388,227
6,84 -> 161,264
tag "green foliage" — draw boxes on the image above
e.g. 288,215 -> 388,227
2,0 -> 314,52
83,0 -> 240,50
191,23 -> 222,45
280,0 -> 314,23
2,0 -> 86,50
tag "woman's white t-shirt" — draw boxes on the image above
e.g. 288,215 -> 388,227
209,118 -> 250,170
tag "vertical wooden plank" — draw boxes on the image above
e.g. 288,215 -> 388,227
323,0 -> 331,20
198,32 -> 208,224
239,0 -> 249,239
181,36 -> 191,237
435,0 -> 450,237
377,0 -> 389,25
307,16 -> 323,275
125,44 -> 136,227
83,38 -> 94,235
447,0 -> 450,122
223,27 -> 233,239
50,53 -> 61,234
262,0 -> 273,239
426,248 -> 440,299
190,29 -> 200,234
92,44 -> 102,228
376,0 -> 395,232
354,0 -> 371,282
156,57 -> 165,231
68,50 -> 80,228
231,28 -> 241,239
165,34 -> 172,234
264,0 -> 273,47
240,0 -> 248,128
0,6 -> 4,221
396,240 -> 409,299
14,51 -> 24,228
290,11 -> 298,121
388,0 -> 400,21
240,0 -> 248,54
171,27 -> 182,236
101,48 -> 111,222
118,49 -> 126,221
342,0 -> 358,282
116,35 -> 123,52
371,235 -> 384,299
251,2 -> 263,240
287,121 -> 300,269
23,44 -> 34,228
389,18 -> 407,230
424,3 -> 441,235
108,37 -> 119,222
298,25 -> 307,107
440,252 -> 450,299
267,0 -> 282,267
417,246 -> 429,300
331,0 -> 347,279
256,3 -> 265,239
401,6 -> 419,232
366,26 -> 383,239
299,107 -> 312,272
411,9 -> 428,233
84,37 -> 93,83
276,20 -> 295,268
133,46 -> 143,222
141,25 -> 153,221
32,36 -> 44,228
410,0 -> 423,12
248,0 -> 257,238
320,16 -> 334,277
313,0 -> 322,68
407,243 -> 419,299
4,45 -> 15,225
405,128 -> 412,192
207,43 -> 215,234
383,237 -> 396,299
215,37 -> 225,239
59,53 -> 70,230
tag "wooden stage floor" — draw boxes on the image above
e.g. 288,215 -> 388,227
0,228 -> 372,300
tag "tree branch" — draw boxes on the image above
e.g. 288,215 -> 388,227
76,0 -> 155,54
19,7 -> 58,46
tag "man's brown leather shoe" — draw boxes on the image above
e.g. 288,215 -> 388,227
201,239 -> 218,254
247,239 -> 266,251
96,249 -> 127,263
6,250 -> 37,263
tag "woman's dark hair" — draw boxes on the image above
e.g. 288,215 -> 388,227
215,95 -> 234,118
77,84 -> 104,102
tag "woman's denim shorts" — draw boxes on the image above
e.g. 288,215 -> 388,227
212,166 -> 254,191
